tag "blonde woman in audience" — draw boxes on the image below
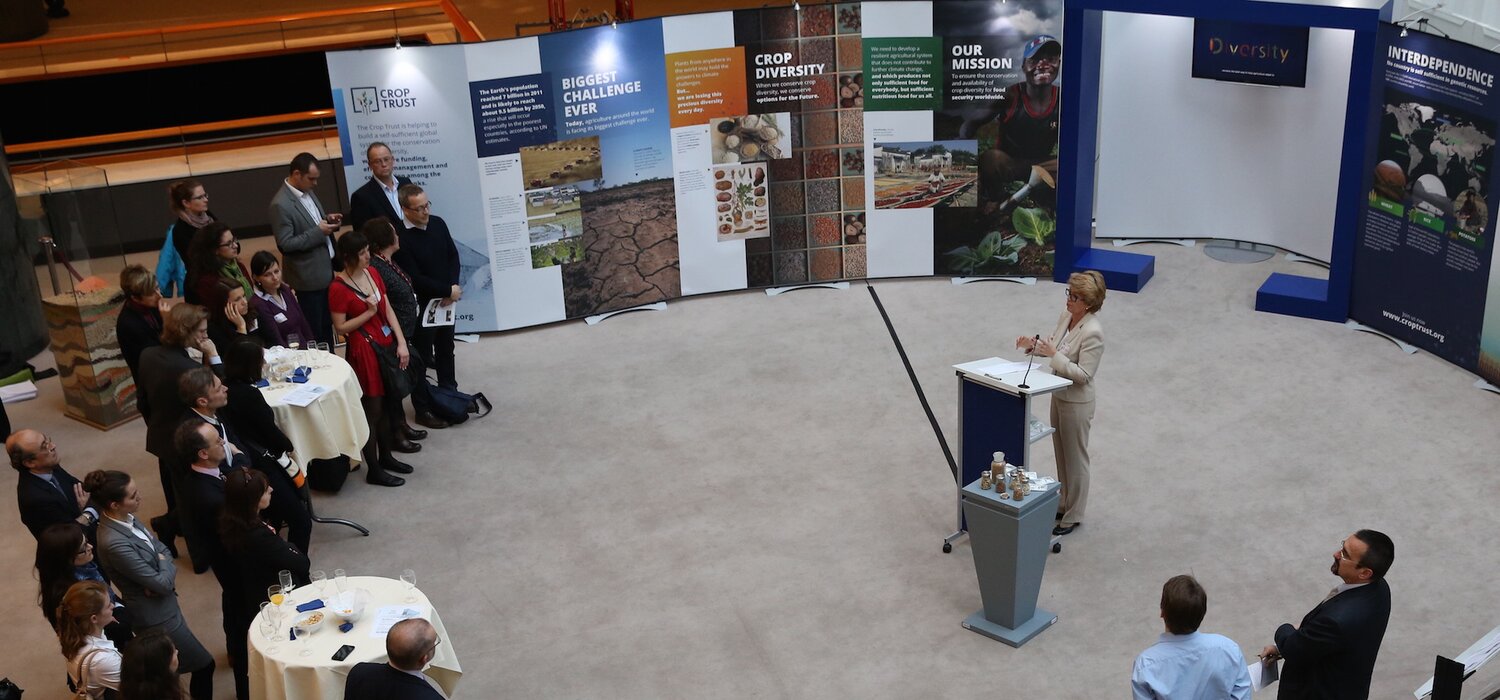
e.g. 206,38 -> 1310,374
56,580 -> 122,699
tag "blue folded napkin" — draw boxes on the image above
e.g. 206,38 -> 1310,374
339,621 -> 354,633
253,379 -> 270,388
289,628 -> 298,641
296,599 -> 325,612
294,366 -> 312,377
290,375 -> 308,383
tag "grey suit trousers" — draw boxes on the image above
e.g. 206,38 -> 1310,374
1051,397 -> 1094,526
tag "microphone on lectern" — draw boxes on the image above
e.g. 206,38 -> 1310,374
1019,334 -> 1040,389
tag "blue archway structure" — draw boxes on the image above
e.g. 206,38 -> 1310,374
1056,0 -> 1390,320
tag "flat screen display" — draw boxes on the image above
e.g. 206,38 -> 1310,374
1192,19 -> 1310,88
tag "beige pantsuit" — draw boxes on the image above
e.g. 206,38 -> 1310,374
1044,310 -> 1103,527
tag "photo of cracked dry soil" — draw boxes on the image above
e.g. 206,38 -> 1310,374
563,179 -> 681,318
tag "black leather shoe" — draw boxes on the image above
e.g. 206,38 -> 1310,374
401,425 -> 428,441
415,411 -> 449,429
150,516 -> 179,558
392,438 -> 422,454
366,471 -> 405,487
382,458 -> 414,474
1052,524 -> 1078,537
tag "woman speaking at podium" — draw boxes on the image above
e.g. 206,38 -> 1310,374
1015,270 -> 1105,537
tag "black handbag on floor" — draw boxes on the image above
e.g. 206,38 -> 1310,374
306,456 -> 352,493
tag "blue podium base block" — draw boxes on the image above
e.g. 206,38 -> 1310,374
962,607 -> 1057,648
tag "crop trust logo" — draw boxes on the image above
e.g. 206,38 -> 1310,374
1206,37 -> 1293,64
351,86 -> 418,114
351,87 -> 379,114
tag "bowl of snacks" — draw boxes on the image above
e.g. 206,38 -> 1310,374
292,610 -> 326,634
331,589 -> 371,624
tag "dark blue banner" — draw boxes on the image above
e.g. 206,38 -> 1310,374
1192,19 -> 1309,88
1351,24 -> 1499,373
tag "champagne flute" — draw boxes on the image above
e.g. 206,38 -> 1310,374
310,570 -> 327,597
333,569 -> 347,594
400,569 -> 417,603
267,584 -> 284,608
279,570 -> 295,599
259,602 -> 282,654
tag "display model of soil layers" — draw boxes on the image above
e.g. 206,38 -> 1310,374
520,136 -> 602,189
563,179 -> 681,317
713,163 -> 770,242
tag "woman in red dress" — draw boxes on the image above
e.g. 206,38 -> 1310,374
329,229 -> 413,487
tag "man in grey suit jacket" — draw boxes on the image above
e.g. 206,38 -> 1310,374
269,152 -> 342,346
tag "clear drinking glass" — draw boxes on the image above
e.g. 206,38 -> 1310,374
400,569 -> 417,602
279,570 -> 295,597
286,333 -> 302,350
333,568 -> 347,594
310,570 -> 327,596
259,602 -> 282,654
267,584 -> 284,608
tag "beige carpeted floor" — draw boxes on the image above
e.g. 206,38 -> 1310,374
3,242 -> 1499,698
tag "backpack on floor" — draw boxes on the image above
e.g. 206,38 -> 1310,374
306,456 -> 352,493
427,381 -> 491,425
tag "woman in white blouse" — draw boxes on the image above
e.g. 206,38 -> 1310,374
56,580 -> 121,698
1016,270 -> 1106,537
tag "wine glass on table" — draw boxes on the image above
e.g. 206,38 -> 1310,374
279,570 -> 295,600
310,570 -> 327,598
259,602 -> 282,654
400,569 -> 417,603
334,568 -> 347,594
267,584 -> 284,608
286,333 -> 302,350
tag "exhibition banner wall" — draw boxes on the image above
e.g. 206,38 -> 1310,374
1350,24 -> 1499,378
327,0 -> 1061,333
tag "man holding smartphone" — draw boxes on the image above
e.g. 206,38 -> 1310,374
270,152 -> 343,346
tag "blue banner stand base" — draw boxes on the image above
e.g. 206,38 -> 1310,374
1073,248 -> 1154,293
1110,238 -> 1195,248
1345,320 -> 1418,354
952,276 -> 1036,286
962,607 -> 1057,648
1255,273 -> 1342,322
765,281 -> 849,296
584,301 -> 667,326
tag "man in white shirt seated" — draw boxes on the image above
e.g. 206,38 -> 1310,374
1132,575 -> 1252,700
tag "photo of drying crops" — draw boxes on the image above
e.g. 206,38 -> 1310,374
520,136 -> 603,189
710,113 -> 791,164
563,179 -> 680,318
873,140 -> 978,209
524,184 -> 584,218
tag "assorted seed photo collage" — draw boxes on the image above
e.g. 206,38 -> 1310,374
734,3 -> 867,286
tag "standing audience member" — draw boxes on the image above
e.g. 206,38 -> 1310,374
342,618 -> 445,700
349,142 -> 411,230
220,468 -> 310,632
330,230 -> 413,487
1131,575 -> 1251,700
136,304 -> 223,556
220,341 -> 312,553
248,251 -> 317,349
395,184 -> 461,390
1015,269 -> 1106,537
202,280 -> 263,352
187,223 -> 251,307
36,523 -> 132,644
1261,530 -> 1394,700
116,265 -> 167,380
174,421 -> 249,700
167,180 -> 216,303
55,580 -> 123,699
270,152 -> 342,346
119,634 -> 185,700
9,428 -> 88,539
87,470 -> 214,700
172,368 -> 251,576
366,217 -> 443,435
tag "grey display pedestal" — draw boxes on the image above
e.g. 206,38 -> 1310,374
960,478 -> 1059,647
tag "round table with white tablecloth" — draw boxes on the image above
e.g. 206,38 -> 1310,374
247,575 -> 462,700
258,349 -> 369,463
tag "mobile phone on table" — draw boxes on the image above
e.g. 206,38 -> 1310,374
332,645 -> 355,661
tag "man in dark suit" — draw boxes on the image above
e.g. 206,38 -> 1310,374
270,152 -> 343,346
349,142 -> 412,231
394,184 -> 462,390
1262,529 -> 1394,700
344,617 -> 446,699
7,428 -> 89,538
137,303 -> 224,556
173,367 -> 250,574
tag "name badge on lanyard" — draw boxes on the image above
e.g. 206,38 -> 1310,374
381,325 -> 393,337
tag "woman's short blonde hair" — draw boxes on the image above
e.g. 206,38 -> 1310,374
160,304 -> 208,348
119,264 -> 156,300
1068,270 -> 1106,313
